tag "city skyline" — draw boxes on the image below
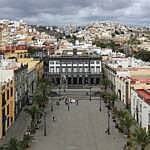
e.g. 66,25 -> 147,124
0,0 -> 150,26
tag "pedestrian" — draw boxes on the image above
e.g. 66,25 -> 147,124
67,104 -> 70,111
65,98 -> 68,105
76,99 -> 79,105
52,115 -> 55,121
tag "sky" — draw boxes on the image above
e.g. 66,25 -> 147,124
0,0 -> 150,26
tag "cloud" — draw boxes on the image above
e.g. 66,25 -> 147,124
0,0 -> 149,25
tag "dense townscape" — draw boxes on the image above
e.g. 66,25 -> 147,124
0,19 -> 150,150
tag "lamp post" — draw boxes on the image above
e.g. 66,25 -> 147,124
105,104 -> 110,135
99,92 -> 102,112
106,103 -> 111,135
59,85 -> 61,97
89,87 -> 91,101
43,111 -> 47,136
107,109 -> 110,135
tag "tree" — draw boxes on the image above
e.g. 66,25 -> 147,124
102,92 -> 111,104
34,79 -> 51,108
102,79 -> 111,91
33,92 -> 46,109
119,111 -> 135,137
20,134 -> 33,149
134,50 -> 150,62
109,92 -> 118,109
5,138 -> 20,150
132,127 -> 150,150
24,105 -> 40,133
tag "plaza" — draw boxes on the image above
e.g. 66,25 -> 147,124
30,88 -> 126,150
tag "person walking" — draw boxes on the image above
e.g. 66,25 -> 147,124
65,97 -> 68,105
52,115 -> 55,122
67,104 -> 70,111
76,99 -> 79,105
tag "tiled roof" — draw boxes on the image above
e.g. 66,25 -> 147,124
136,89 -> 150,104
130,77 -> 150,83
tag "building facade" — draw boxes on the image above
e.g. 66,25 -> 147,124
131,89 -> 150,131
14,64 -> 28,117
44,53 -> 102,87
0,79 -> 14,138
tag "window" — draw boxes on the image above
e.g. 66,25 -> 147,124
7,105 -> 9,115
91,60 -> 94,64
62,67 -> 66,73
2,93 -> 6,106
73,67 -> 77,72
91,67 -> 95,73
49,61 -> 54,64
11,87 -> 13,97
79,67 -> 82,72
68,67 -> 71,72
7,90 -> 9,100
96,61 -> 100,64
84,67 -> 88,72
56,67 -> 60,73
96,67 -> 100,73
7,117 -> 9,127
56,61 -> 60,64
50,67 -> 54,73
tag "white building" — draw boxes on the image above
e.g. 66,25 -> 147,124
131,89 -> 150,131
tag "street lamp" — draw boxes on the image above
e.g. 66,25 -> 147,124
59,85 -> 61,97
107,109 -> 110,135
89,87 -> 92,101
106,103 -> 111,135
43,111 -> 47,136
99,92 -> 102,112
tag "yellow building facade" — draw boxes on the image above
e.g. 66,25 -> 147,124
35,60 -> 43,81
0,79 -> 15,138
17,58 -> 43,81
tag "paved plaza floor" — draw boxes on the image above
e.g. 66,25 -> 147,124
31,89 -> 126,150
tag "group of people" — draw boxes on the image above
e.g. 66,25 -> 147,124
64,97 -> 79,111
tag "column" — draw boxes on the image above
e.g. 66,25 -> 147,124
94,77 -> 96,85
77,76 -> 79,85
82,76 -> 85,85
71,76 -> 73,85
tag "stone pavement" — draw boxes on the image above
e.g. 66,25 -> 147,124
31,89 -> 126,150
0,106 -> 31,145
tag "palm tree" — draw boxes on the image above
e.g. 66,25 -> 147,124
132,127 -> 150,150
109,92 -> 118,109
24,105 -> 40,133
35,79 -> 51,108
5,137 -> 20,150
116,111 -> 128,133
102,92 -> 111,104
37,79 -> 51,97
33,92 -> 46,109
119,111 -> 135,138
20,134 -> 33,149
102,79 -> 111,91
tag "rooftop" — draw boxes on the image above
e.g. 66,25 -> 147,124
17,58 -> 40,71
136,89 -> 150,105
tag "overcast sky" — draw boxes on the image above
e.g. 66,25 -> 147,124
0,0 -> 150,26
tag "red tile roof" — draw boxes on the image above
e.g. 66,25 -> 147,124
136,89 -> 150,105
130,77 -> 150,84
